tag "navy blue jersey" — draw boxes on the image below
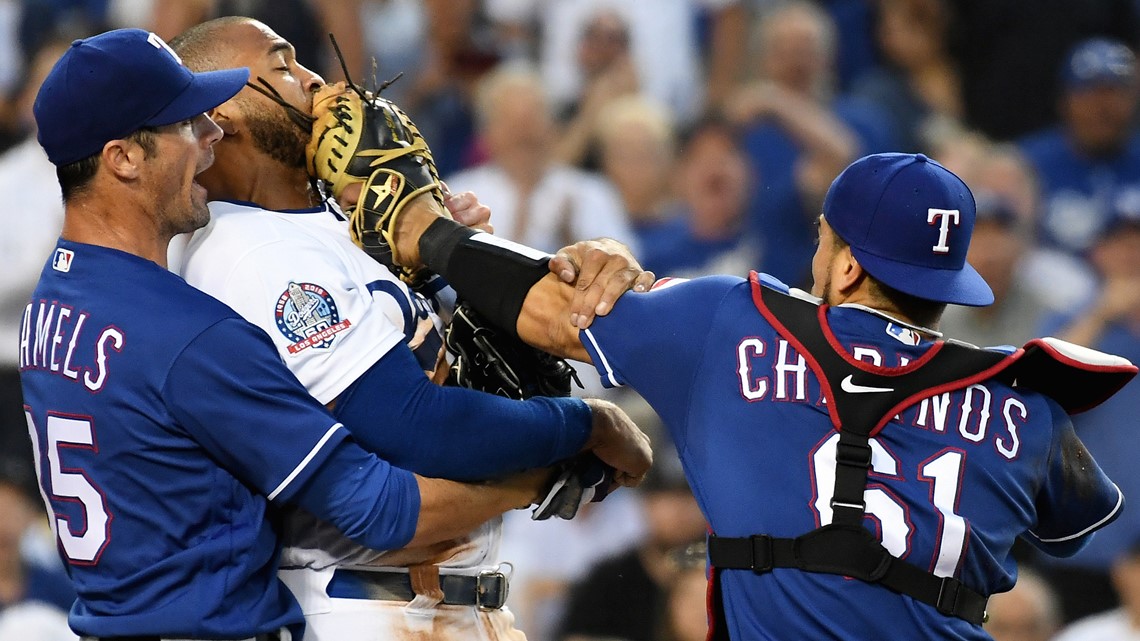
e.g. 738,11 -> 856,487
581,274 -> 1122,640
18,240 -> 350,638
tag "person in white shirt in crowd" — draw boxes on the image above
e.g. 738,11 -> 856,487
445,62 -> 637,256
485,0 -> 748,123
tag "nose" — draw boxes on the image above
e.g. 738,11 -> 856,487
197,114 -> 224,146
298,63 -> 326,94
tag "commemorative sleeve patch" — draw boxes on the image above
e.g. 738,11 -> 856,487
274,282 -> 352,354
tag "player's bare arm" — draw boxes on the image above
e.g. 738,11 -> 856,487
406,469 -> 552,547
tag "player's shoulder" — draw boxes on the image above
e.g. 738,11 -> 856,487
185,200 -> 336,266
203,200 -> 295,240
646,272 -> 753,298
619,273 -> 758,322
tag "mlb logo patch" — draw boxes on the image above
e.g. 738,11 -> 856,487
886,322 -> 921,346
52,248 -> 74,273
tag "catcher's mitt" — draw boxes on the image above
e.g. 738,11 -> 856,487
306,82 -> 446,280
444,302 -> 614,520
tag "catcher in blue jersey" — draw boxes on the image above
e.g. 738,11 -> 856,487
18,29 -> 630,641
320,146 -> 1139,639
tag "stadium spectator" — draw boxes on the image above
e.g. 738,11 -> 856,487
553,8 -> 637,169
984,569 -> 1063,641
661,548 -> 709,641
1038,200 -> 1140,621
391,0 -> 501,176
555,458 -> 706,641
1019,38 -> 1140,258
0,465 -> 74,616
1053,540 -> 1140,641
594,95 -> 678,250
485,0 -> 747,124
0,602 -> 77,641
938,145 -> 1086,346
445,63 -> 636,255
638,116 -> 759,278
0,37 -> 67,499
728,0 -> 895,287
947,0 -> 1139,141
851,0 -> 961,152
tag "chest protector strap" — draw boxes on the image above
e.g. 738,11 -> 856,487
709,282 -> 1019,625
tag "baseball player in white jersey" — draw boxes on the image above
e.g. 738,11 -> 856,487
175,197 -> 513,640
167,17 -> 652,641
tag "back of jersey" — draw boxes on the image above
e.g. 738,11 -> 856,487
17,241 -> 315,638
580,276 -> 1122,640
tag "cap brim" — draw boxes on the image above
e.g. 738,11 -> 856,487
145,67 -> 250,127
852,247 -> 995,307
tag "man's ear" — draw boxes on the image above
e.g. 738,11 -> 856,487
208,105 -> 237,136
101,138 -> 144,180
833,245 -> 866,296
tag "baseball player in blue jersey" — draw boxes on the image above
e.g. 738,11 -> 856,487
18,28 -> 646,641
368,152 -> 1140,639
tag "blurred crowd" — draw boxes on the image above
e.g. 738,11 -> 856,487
1,1 -> 1139,641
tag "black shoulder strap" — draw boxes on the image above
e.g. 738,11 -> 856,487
708,279 -> 1017,627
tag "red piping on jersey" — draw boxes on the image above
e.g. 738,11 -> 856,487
750,273 -> 842,430
748,272 -> 1023,436
869,356 -> 1021,435
818,305 -> 945,374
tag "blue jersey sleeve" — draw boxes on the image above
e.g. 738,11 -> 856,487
164,318 -> 348,503
333,345 -> 592,480
1026,397 -> 1124,557
580,275 -> 742,402
289,438 -> 420,551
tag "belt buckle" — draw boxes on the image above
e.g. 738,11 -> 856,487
475,570 -> 508,611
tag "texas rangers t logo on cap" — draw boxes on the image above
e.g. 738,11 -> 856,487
927,208 -> 960,254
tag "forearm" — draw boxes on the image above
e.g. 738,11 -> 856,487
765,89 -> 858,170
292,440 -> 543,550
516,273 -> 592,362
1056,311 -> 1112,348
407,473 -> 542,547
705,4 -> 749,110
334,346 -> 592,479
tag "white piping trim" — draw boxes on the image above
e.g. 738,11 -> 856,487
582,328 -> 620,387
268,423 -> 343,501
1030,484 -> 1124,543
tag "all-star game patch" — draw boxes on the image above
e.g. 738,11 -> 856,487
275,282 -> 352,354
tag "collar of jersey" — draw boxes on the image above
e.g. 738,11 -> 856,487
825,303 -> 939,351
214,198 -> 329,214
835,302 -> 944,338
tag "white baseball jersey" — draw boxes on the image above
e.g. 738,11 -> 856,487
173,199 -> 502,581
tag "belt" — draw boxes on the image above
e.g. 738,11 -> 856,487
80,629 -> 282,634
326,568 -> 509,610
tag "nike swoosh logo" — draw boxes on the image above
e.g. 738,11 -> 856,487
840,375 -> 894,394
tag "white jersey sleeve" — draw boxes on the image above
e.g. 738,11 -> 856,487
178,201 -> 429,404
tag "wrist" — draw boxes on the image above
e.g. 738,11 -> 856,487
394,192 -> 449,268
581,398 -> 616,452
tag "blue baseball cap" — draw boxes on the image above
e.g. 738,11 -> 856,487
34,28 -> 250,166
822,153 -> 994,307
1062,37 -> 1136,92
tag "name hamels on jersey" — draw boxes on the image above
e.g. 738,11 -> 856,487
735,337 -> 1025,459
18,299 -> 121,393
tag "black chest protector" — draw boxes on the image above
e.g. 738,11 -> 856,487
706,276 -> 1137,634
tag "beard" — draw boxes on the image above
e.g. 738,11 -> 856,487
818,273 -> 837,307
239,97 -> 309,169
